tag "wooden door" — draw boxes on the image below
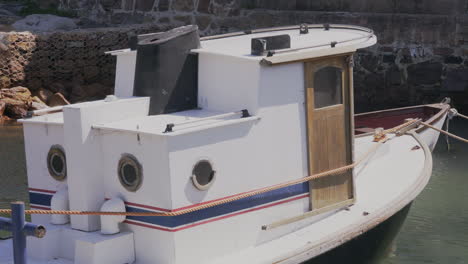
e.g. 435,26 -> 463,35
305,56 -> 354,211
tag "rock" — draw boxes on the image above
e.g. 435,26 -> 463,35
30,101 -> 49,111
407,61 -> 442,85
0,100 -> 5,116
70,83 -> 110,102
12,14 -> 78,32
1,86 -> 32,102
444,56 -> 463,64
172,0 -> 195,11
48,93 -> 70,107
442,68 -> 468,92
135,0 -> 155,11
35,88 -> 54,103
48,82 -> 64,93
31,96 -> 47,106
198,0 -> 211,13
196,15 -> 212,30
3,98 -> 28,119
158,0 -> 169,11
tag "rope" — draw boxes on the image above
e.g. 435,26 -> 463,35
455,111 -> 468,120
0,142 -> 384,217
0,120 -> 420,217
420,121 -> 468,144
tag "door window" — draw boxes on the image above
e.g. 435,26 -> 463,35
313,67 -> 343,109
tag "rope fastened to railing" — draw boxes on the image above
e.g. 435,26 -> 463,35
0,119 -> 421,217
421,121 -> 468,144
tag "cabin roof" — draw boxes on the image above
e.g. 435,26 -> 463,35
92,109 -> 259,137
194,24 -> 376,64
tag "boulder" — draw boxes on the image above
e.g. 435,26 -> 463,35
12,14 -> 78,32
407,61 -> 442,85
30,101 -> 49,111
35,88 -> 54,103
70,83 -> 111,102
48,83 -> 70,98
2,98 -> 29,119
30,96 -> 49,110
0,100 -> 5,116
0,85 -> 35,119
48,93 -> 70,107
1,86 -> 32,102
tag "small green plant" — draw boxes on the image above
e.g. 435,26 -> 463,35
19,0 -> 77,18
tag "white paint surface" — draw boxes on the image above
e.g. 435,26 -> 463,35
113,50 -> 137,98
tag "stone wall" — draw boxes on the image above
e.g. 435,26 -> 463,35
0,24 -> 173,103
2,0 -> 468,112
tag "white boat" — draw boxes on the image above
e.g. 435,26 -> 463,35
0,24 -> 449,264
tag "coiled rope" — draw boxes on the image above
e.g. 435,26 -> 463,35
0,119 -> 447,217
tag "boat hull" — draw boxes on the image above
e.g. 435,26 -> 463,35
304,203 -> 412,264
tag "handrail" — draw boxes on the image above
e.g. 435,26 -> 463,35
200,24 -> 374,41
163,109 -> 251,133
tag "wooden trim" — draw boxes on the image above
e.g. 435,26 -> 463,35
262,198 -> 355,230
354,104 -> 450,138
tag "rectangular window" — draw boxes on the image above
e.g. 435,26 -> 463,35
313,67 -> 343,109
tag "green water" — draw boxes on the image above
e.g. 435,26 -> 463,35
0,122 -> 468,263
382,121 -> 468,263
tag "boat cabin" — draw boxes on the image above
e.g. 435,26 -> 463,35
20,24 -> 376,264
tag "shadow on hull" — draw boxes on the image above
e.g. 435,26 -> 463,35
304,203 -> 412,264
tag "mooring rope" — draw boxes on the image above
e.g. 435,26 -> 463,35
0,119 -> 438,217
420,121 -> 468,144
451,109 -> 468,121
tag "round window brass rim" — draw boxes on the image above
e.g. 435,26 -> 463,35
47,145 -> 67,182
118,154 -> 143,192
191,160 -> 216,191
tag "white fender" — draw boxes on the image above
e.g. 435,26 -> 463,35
50,185 -> 70,225
100,197 -> 126,235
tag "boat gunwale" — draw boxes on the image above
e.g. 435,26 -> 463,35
354,103 -> 450,138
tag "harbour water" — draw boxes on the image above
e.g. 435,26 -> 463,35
0,121 -> 467,263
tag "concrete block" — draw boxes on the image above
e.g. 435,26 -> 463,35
74,232 -> 135,264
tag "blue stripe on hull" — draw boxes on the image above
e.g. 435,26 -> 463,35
28,182 -> 310,228
127,182 -> 309,228
29,192 -> 52,207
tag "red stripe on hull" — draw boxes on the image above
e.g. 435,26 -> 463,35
124,194 -> 309,232
29,188 -> 56,194
30,205 -> 51,210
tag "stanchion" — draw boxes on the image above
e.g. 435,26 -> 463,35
0,202 -> 46,264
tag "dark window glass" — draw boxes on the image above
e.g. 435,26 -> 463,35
118,154 -> 143,192
313,67 -> 343,108
193,161 -> 215,186
47,145 -> 67,181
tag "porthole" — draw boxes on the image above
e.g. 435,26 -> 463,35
191,160 -> 216,191
47,145 -> 67,181
118,154 -> 143,192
